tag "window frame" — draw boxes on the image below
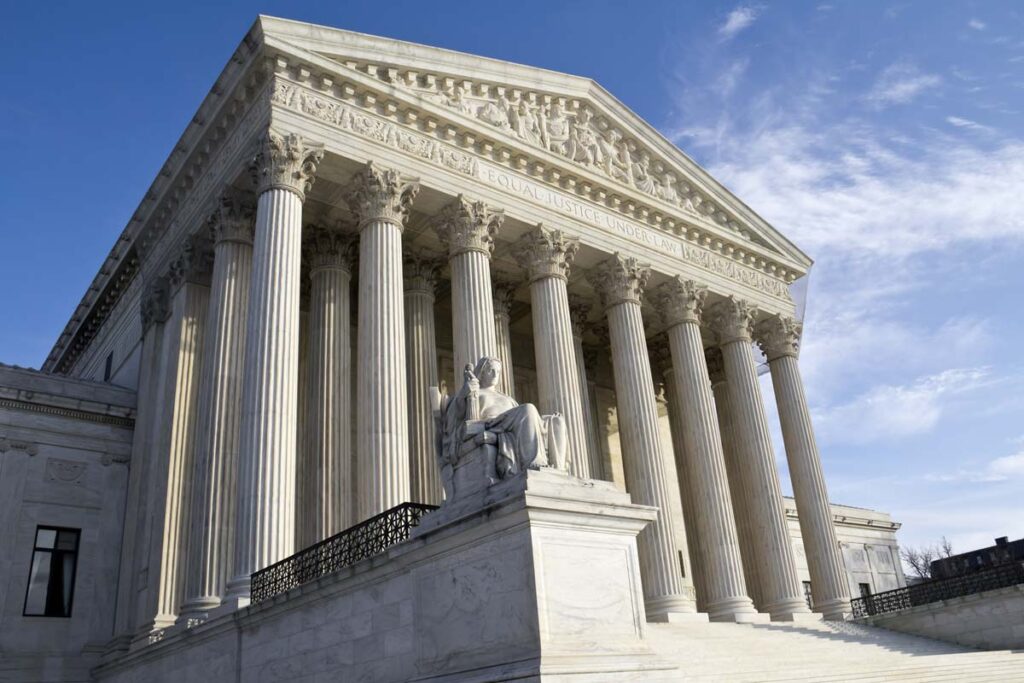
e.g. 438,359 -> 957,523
22,525 -> 80,618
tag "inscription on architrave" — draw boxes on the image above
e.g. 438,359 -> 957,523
476,162 -> 792,301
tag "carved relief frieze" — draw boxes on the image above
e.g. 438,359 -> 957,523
272,77 -> 795,304
44,457 -> 87,484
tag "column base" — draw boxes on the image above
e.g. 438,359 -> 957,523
706,595 -> 762,623
175,597 -> 222,629
129,615 -> 177,651
644,594 -> 702,623
764,597 -> 815,622
709,610 -> 771,624
815,596 -> 853,621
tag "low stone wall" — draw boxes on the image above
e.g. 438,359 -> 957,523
94,470 -> 675,682
860,584 -> 1024,650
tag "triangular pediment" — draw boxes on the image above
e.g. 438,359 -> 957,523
257,15 -> 811,274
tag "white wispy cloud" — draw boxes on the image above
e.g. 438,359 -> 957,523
716,59 -> 750,97
866,63 -> 942,108
812,368 -> 992,444
926,450 -> 1024,483
968,18 -> 987,31
718,5 -> 762,40
946,115 -> 994,133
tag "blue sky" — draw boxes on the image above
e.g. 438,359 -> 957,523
2,1 -> 1023,553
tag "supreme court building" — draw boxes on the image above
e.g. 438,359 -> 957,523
0,16 -> 929,682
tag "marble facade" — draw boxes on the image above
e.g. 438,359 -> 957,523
0,14 -> 909,681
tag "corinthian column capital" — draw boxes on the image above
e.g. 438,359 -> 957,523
567,294 -> 591,338
211,189 -> 256,245
141,277 -> 171,330
167,233 -> 214,290
512,225 -> 579,283
708,296 -> 758,344
303,225 -> 357,274
705,347 -> 726,385
492,278 -> 518,318
651,277 -> 707,328
587,253 -> 650,309
250,129 -> 324,201
403,254 -> 442,296
345,162 -> 420,230
432,195 -> 504,258
755,315 -> 803,361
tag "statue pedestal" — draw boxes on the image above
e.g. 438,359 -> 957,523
409,467 -> 676,681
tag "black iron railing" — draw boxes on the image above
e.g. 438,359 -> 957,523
851,560 -> 1024,618
250,502 -> 438,605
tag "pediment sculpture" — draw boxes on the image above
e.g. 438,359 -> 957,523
432,357 -> 567,501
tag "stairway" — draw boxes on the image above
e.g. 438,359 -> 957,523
644,619 -> 1023,682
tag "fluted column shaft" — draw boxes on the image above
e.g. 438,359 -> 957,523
433,196 -> 503,373
492,280 -> 517,398
590,255 -> 696,619
227,188 -> 303,600
179,194 -> 254,624
405,257 -> 442,505
303,229 -> 355,540
515,226 -> 589,477
569,298 -> 604,480
451,251 -> 497,372
227,130 -> 323,604
759,316 -> 851,620
654,280 -> 757,621
347,163 -> 419,520
656,363 -> 708,612
711,298 -> 809,620
708,351 -> 765,610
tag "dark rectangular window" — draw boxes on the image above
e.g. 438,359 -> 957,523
858,582 -> 872,598
23,527 -> 79,617
802,580 -> 814,608
103,352 -> 114,382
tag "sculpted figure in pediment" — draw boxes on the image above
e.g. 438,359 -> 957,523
631,150 -> 657,195
541,102 -> 571,154
509,100 -> 543,146
478,93 -> 513,131
434,84 -> 475,116
600,129 -> 632,183
567,108 -> 602,167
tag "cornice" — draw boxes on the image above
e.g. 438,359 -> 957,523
260,33 -> 811,273
265,58 -> 799,303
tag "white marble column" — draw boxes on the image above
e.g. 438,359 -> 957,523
301,226 -> 357,541
653,279 -> 760,622
178,190 -> 254,626
568,295 -> 604,480
514,226 -> 589,477
432,196 -> 503,373
134,235 -> 213,642
707,348 -> 765,610
225,130 -> 322,606
345,162 -> 419,520
588,254 -> 699,620
757,315 -> 851,620
492,279 -> 518,398
112,277 -> 170,648
708,297 -> 811,621
404,255 -> 443,505
648,340 -> 707,613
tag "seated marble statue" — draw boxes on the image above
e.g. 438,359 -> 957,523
436,357 -> 567,498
